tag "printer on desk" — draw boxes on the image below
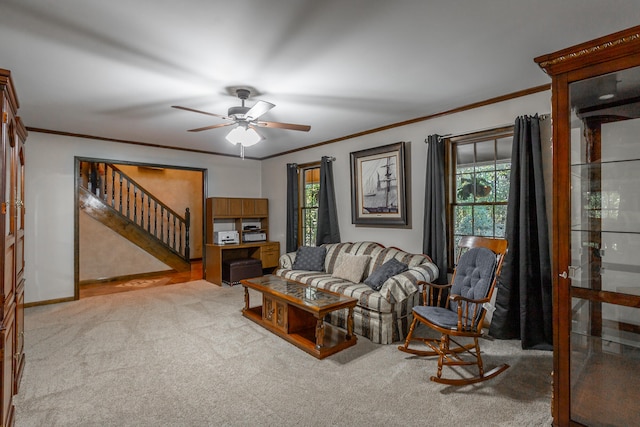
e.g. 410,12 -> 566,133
243,232 -> 267,242
213,231 -> 239,245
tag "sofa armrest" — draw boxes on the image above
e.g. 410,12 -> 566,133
378,263 -> 439,304
279,252 -> 297,269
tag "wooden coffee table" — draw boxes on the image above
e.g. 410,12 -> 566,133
240,275 -> 358,359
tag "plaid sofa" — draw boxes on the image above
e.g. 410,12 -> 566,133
275,242 -> 439,344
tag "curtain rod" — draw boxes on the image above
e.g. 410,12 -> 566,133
296,156 -> 335,169
431,123 -> 514,142
427,114 -> 550,143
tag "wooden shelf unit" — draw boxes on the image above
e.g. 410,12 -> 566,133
204,197 -> 280,285
205,197 -> 269,244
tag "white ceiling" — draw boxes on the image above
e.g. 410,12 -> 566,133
1,1 -> 639,159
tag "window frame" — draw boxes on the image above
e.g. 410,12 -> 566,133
297,161 -> 321,247
446,125 -> 514,268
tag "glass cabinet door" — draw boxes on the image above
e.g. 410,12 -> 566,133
567,65 -> 640,426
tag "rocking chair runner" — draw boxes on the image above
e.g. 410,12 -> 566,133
398,236 -> 509,385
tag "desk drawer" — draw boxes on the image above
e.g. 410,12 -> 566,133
261,243 -> 280,268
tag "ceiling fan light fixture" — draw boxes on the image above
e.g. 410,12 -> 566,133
226,125 -> 263,147
174,86 -> 309,158
597,76 -> 618,100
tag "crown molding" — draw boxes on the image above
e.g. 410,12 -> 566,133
535,26 -> 640,76
27,84 -> 550,161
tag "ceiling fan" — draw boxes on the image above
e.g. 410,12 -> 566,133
172,88 -> 311,157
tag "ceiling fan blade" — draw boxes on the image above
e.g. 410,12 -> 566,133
172,105 -> 230,119
245,100 -> 275,120
188,122 -> 235,132
255,121 -> 311,132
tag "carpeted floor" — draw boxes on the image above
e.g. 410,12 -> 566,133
14,280 -> 553,426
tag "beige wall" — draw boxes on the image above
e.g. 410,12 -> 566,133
262,90 -> 553,256
79,212 -> 171,281
25,133 -> 262,304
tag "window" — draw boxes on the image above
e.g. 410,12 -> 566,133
299,163 -> 320,246
448,127 -> 513,261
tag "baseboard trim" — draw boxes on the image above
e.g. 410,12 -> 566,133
25,296 -> 75,308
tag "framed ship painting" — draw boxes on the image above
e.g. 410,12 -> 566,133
350,141 -> 407,226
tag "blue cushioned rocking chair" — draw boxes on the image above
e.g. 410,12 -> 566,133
398,236 -> 509,385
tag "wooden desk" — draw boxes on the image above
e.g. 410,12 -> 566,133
205,241 -> 280,285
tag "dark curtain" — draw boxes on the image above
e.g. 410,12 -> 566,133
316,156 -> 341,245
286,163 -> 299,253
489,115 -> 553,350
423,134 -> 448,284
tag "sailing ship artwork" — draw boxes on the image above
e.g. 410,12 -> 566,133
361,155 -> 398,214
350,141 -> 407,226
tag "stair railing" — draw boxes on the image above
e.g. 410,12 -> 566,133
82,162 -> 190,261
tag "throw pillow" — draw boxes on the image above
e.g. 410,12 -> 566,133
364,258 -> 408,291
292,246 -> 326,271
332,254 -> 370,283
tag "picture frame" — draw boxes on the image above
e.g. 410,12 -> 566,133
350,141 -> 407,226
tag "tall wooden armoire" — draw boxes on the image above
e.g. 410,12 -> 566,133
0,68 -> 26,427
536,26 -> 640,426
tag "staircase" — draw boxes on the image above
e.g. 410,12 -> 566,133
79,162 -> 191,272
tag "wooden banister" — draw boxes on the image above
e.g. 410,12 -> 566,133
81,162 -> 190,262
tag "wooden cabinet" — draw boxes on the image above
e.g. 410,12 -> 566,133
263,296 -> 288,332
205,197 -> 269,244
12,282 -> 23,394
536,26 -> 640,427
1,308 -> 14,427
204,197 -> 280,285
212,197 -> 267,217
12,119 -> 25,396
260,242 -> 280,269
0,68 -> 25,427
242,198 -> 268,216
211,197 -> 242,217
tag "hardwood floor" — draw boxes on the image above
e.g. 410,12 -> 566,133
79,260 -> 203,298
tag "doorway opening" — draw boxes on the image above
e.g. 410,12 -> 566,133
74,157 -> 207,299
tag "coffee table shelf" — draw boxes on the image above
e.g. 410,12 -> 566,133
241,275 -> 357,359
